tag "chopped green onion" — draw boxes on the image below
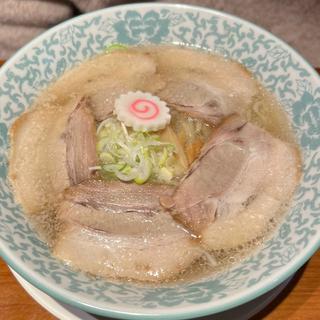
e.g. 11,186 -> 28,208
96,138 -> 109,153
158,167 -> 173,183
105,43 -> 127,53
96,117 -> 177,184
99,152 -> 114,163
134,157 -> 152,185
159,147 -> 168,167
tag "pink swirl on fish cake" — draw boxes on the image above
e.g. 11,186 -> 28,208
130,99 -> 159,120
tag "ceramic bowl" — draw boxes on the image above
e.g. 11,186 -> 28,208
0,3 -> 319,319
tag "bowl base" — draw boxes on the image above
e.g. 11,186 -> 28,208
11,267 -> 294,320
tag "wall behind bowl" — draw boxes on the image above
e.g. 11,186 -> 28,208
160,0 -> 320,66
0,0 -> 319,66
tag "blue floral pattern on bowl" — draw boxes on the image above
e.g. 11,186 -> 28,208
0,4 -> 319,319
114,11 -> 170,43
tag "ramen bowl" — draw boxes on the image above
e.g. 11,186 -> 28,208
0,3 -> 319,319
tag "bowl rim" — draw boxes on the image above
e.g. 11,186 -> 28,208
0,2 -> 319,319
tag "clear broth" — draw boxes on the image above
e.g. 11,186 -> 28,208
22,45 -> 300,283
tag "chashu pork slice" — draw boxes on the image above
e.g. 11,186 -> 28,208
47,50 -> 165,121
65,97 -> 97,185
161,114 -> 300,250
9,97 -> 97,214
153,47 -> 258,124
53,180 -> 201,282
